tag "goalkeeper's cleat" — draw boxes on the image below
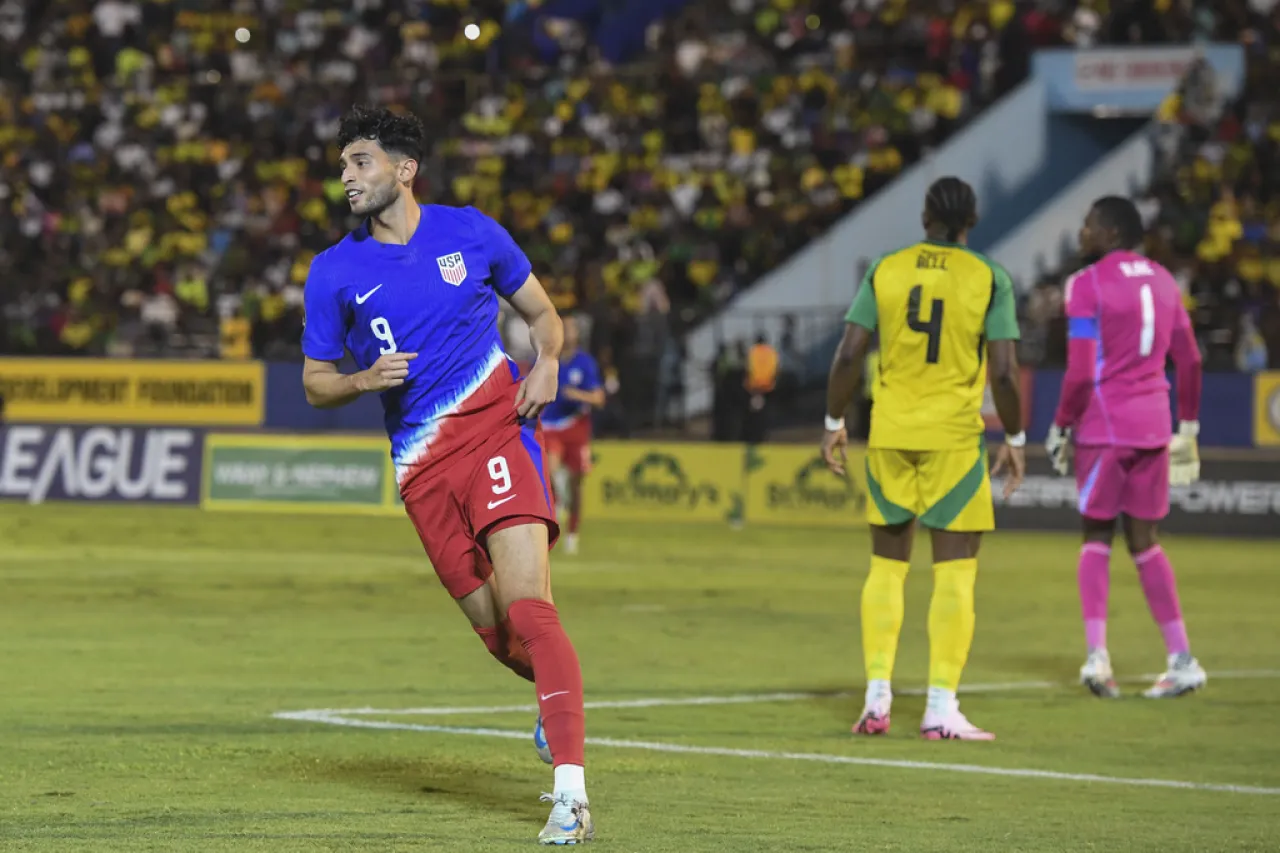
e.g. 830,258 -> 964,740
533,716 -> 553,765
852,706 -> 891,736
1142,653 -> 1206,699
1169,420 -> 1201,486
538,793 -> 593,845
920,699 -> 995,741
1079,649 -> 1120,699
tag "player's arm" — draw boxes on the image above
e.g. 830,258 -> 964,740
300,258 -> 416,409
985,263 -> 1025,496
507,273 -> 564,418
822,266 -> 877,475
1167,299 -> 1203,485
563,357 -> 606,407
302,355 -> 417,409
1052,271 -> 1097,432
1045,270 -> 1095,475
475,207 -> 564,418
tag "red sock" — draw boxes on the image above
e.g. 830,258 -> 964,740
473,621 -> 535,683
506,598 -> 585,767
568,477 -> 582,535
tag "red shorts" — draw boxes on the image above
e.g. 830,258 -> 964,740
543,418 -> 592,475
401,421 -> 559,599
1075,444 -> 1169,522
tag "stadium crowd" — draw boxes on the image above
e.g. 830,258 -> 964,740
1,0 -> 1276,392
0,0 -> 1110,362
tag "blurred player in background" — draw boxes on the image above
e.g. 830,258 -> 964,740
542,316 -> 604,556
823,177 -> 1025,741
300,106 -> 593,844
1046,196 -> 1206,700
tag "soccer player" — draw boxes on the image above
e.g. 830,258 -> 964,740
822,177 -> 1025,741
1045,196 -> 1206,700
300,106 -> 593,844
541,316 -> 604,556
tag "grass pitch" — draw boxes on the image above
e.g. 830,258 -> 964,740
1,505 -> 1277,851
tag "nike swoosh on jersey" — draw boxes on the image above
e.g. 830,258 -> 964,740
487,494 -> 518,510
539,690 -> 569,701
355,284 -> 383,305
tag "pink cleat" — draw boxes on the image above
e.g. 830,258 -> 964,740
920,700 -> 995,741
852,708 -> 891,736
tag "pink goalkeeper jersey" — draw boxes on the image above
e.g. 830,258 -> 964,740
1062,251 -> 1193,449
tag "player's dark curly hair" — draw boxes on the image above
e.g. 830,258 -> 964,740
1091,195 -> 1145,249
925,176 -> 978,241
337,105 -> 427,163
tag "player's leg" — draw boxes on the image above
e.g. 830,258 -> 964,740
561,430 -> 591,554
544,430 -> 569,523
856,449 -> 919,735
1073,445 -> 1123,698
917,441 -> 995,740
457,573 -> 536,684
1121,448 -> 1205,698
471,426 -> 591,843
401,473 -> 534,683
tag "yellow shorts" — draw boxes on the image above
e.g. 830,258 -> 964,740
865,439 -> 994,532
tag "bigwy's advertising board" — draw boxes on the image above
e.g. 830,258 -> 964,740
0,425 -> 203,504
0,358 -> 264,426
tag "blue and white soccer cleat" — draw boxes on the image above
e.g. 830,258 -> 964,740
538,792 -> 593,845
1143,653 -> 1207,698
533,716 -> 553,764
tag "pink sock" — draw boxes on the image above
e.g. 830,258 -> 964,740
1134,546 -> 1190,656
1078,543 -> 1111,651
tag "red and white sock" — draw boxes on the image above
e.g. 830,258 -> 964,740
506,598 -> 587,799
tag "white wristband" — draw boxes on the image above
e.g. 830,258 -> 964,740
1006,431 -> 1027,448
824,415 -> 846,432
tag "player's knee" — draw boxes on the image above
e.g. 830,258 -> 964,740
1124,524 -> 1158,556
474,621 -> 535,681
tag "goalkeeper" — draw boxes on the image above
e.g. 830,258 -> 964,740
1044,195 -> 1206,701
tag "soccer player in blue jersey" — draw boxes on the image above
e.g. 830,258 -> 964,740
541,316 -> 604,555
300,106 -> 593,845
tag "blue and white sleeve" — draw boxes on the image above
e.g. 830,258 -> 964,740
470,207 -> 533,299
301,255 -> 347,361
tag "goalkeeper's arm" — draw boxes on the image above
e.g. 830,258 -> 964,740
1168,306 -> 1203,486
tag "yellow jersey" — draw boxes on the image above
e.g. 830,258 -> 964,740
846,240 -> 1019,450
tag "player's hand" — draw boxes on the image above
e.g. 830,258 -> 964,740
1169,421 -> 1201,486
1045,424 -> 1073,477
991,442 -> 1025,499
516,358 -> 558,419
356,352 -> 418,392
821,426 -> 848,476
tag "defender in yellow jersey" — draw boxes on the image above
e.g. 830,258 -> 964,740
821,177 -> 1026,741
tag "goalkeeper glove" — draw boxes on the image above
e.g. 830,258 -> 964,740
1045,424 -> 1072,476
1169,420 -> 1200,487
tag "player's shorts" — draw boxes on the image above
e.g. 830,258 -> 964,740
1075,444 -> 1169,522
865,439 -> 994,532
543,418 -> 592,475
401,420 -> 559,600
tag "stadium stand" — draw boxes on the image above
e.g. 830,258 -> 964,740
2,0 -> 1072,363
1,0 -> 1273,386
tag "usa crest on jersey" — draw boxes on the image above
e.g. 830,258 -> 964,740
437,252 -> 467,286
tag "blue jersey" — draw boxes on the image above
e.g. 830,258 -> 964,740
541,350 -> 602,431
302,204 -> 531,482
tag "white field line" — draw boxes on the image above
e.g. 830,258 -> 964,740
279,669 -> 1280,718
272,710 -> 1280,796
